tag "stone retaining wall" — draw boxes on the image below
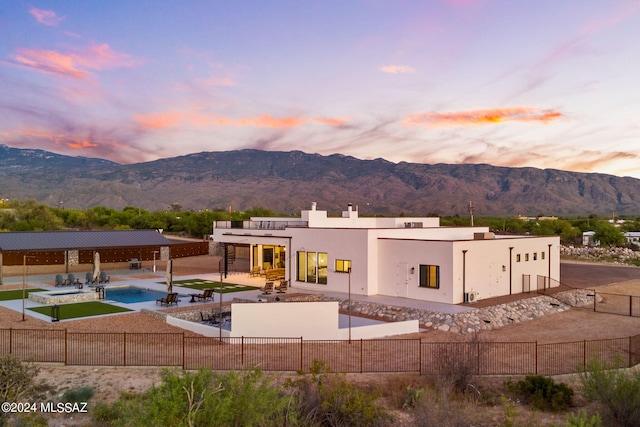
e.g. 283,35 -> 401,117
325,289 -> 597,335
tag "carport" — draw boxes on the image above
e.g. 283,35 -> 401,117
0,229 -> 173,285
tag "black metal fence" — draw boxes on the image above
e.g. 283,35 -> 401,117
1,328 -> 638,376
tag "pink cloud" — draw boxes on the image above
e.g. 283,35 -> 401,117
134,112 -> 347,130
30,7 -> 64,26
13,44 -> 139,79
380,65 -> 416,74
403,108 -> 563,127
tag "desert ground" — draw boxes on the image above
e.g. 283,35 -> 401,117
2,256 -> 640,426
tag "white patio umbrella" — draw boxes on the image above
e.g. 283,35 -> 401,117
92,252 -> 101,282
166,259 -> 173,293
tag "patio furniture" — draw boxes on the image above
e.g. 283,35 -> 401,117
85,272 -> 95,285
249,266 -> 261,277
129,258 -> 142,269
191,288 -> 214,302
99,272 -> 110,283
275,280 -> 288,293
260,281 -> 274,295
66,274 -> 79,287
54,274 -> 65,287
199,311 -> 213,323
156,292 -> 178,306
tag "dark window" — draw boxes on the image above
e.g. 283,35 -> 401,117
419,265 -> 439,289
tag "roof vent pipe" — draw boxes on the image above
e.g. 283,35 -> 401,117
311,202 -> 317,211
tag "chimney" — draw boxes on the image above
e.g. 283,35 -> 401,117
311,202 -> 317,211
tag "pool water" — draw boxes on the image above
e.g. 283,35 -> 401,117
105,287 -> 168,304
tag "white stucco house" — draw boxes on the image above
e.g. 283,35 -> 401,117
212,203 -> 560,304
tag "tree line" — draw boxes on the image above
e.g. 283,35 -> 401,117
0,199 -> 638,247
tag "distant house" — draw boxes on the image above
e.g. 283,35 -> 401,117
582,231 -> 599,247
623,232 -> 640,247
213,203 -> 560,304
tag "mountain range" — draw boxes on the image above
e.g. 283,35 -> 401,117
1,144 -> 640,216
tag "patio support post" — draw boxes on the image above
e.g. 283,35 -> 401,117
348,266 -> 352,343
547,243 -> 552,291
223,243 -> 228,279
509,247 -> 514,295
462,250 -> 468,302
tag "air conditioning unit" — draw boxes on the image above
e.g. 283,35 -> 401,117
464,291 -> 480,303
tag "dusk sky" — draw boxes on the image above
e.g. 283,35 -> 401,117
1,1 -> 640,178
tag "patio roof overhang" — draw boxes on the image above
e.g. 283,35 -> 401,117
217,233 -> 291,247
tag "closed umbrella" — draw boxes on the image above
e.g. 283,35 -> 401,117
166,259 -> 173,293
92,252 -> 101,282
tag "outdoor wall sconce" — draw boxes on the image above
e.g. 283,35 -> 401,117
502,265 -> 506,272
410,267 -> 415,274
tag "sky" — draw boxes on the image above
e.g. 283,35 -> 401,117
1,1 -> 640,178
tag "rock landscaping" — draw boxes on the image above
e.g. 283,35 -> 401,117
328,288 -> 598,335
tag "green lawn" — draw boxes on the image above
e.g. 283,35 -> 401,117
29,301 -> 132,320
0,288 -> 47,301
160,279 -> 259,293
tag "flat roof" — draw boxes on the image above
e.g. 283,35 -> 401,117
0,230 -> 172,252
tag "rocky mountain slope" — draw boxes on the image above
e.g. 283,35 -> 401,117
1,144 -> 640,216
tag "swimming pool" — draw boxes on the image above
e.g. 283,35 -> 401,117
105,286 -> 168,304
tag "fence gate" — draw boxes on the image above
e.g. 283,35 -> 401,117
522,274 -> 530,293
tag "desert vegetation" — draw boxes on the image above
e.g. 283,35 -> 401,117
4,351 -> 640,426
2,199 -> 640,248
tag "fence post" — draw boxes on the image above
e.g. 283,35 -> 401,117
182,332 -> 185,370
241,336 -> 244,366
9,328 -> 11,355
593,291 -> 597,312
630,295 -> 633,317
64,329 -> 67,365
300,337 -> 303,373
477,341 -> 480,375
360,339 -> 363,374
535,341 -> 538,375
583,340 -> 587,371
123,332 -> 127,366
418,339 -> 422,375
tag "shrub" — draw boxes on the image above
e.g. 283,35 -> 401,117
0,355 -> 40,426
507,375 -> 573,412
579,356 -> 640,427
289,359 -> 391,427
61,385 -> 94,403
564,409 -> 602,427
92,367 -> 298,427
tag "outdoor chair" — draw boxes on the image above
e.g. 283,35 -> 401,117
275,280 -> 288,293
54,274 -> 65,287
260,281 -> 274,295
99,272 -> 110,284
199,311 -> 213,324
85,272 -> 95,285
193,288 -> 214,302
156,292 -> 178,306
66,273 -> 79,287
249,266 -> 261,277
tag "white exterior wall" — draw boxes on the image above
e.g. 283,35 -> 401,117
231,302 -> 339,339
378,240 -> 455,303
288,228 -> 373,294
454,236 -> 559,302
378,236 -> 560,304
